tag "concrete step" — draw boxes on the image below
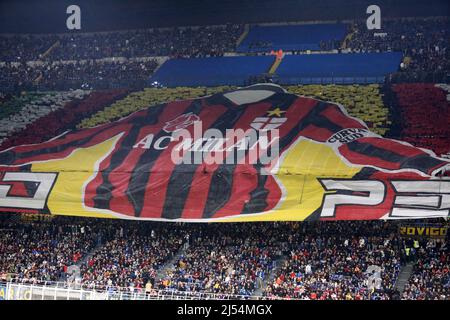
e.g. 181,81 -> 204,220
236,24 -> 250,47
154,242 -> 190,283
394,262 -> 415,294
252,254 -> 287,297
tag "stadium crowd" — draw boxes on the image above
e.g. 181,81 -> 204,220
78,224 -> 186,292
0,24 -> 244,62
348,17 -> 450,83
0,14 -> 449,301
0,90 -> 90,146
383,83 -> 450,158
0,35 -> 53,62
0,59 -> 158,92
263,222 -> 402,300
0,89 -> 127,150
1,17 -> 449,92
402,239 -> 449,300
0,216 -> 100,283
156,223 -> 283,296
1,215 -> 448,299
0,24 -> 243,92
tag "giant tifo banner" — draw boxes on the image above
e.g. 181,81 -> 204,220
0,84 -> 449,221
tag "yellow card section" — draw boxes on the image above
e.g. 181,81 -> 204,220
30,137 -> 120,219
219,140 -> 361,222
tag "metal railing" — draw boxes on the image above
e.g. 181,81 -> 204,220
0,279 -> 273,300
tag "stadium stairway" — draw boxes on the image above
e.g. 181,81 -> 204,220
41,40 -> 60,60
154,241 -> 190,284
236,24 -> 250,47
59,233 -> 104,282
393,262 -> 414,294
268,55 -> 283,74
341,25 -> 355,50
252,254 -> 288,297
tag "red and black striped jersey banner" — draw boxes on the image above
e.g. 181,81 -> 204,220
0,84 -> 448,221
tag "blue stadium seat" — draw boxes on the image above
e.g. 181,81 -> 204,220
275,53 -> 402,84
237,24 -> 347,52
150,56 -> 275,87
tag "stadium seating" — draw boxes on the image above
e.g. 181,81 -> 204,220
0,89 -> 129,150
347,17 -> 450,83
0,60 -> 159,93
0,24 -> 244,62
402,240 -> 449,300
389,83 -> 450,157
0,93 -> 13,105
0,35 -> 56,62
5,216 -> 446,300
0,92 -> 44,120
79,227 -> 185,291
157,223 -> 281,296
0,90 -> 90,145
150,56 -> 275,87
237,24 -> 347,52
264,221 -> 402,300
0,7 -> 449,302
1,18 -> 448,93
1,87 -> 239,149
0,218 -> 99,283
276,53 -> 403,85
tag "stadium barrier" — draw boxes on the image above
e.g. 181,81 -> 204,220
0,280 -> 270,301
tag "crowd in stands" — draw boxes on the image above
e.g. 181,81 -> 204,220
0,90 -> 90,146
0,59 -> 158,92
348,17 -> 450,83
156,223 -> 283,296
0,63 -> 41,92
0,216 -> 100,283
263,222 -> 402,300
79,224 -> 186,292
319,39 -> 342,51
384,83 -> 450,157
0,24 -> 243,92
0,35 -> 54,62
1,17 -> 449,92
0,89 -> 128,150
50,24 -> 243,60
1,215 -> 448,300
402,239 -> 449,300
0,24 -> 243,63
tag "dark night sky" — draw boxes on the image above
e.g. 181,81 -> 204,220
0,0 -> 449,34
